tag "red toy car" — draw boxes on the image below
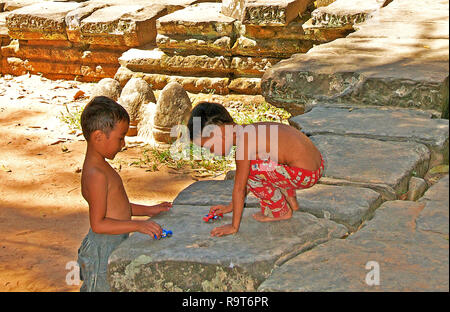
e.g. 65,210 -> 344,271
203,212 -> 223,222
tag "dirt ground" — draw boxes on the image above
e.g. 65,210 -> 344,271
0,74 -> 216,292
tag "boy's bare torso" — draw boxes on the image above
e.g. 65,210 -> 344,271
81,158 -> 132,221
237,122 -> 322,171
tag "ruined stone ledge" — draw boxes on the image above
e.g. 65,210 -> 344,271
157,2 -> 236,39
6,2 -> 83,40
114,66 -> 230,95
290,106 -> 449,167
119,47 -> 232,77
311,135 -> 431,200
222,0 -> 311,26
156,34 -> 233,57
108,205 -> 347,291
232,35 -> 314,58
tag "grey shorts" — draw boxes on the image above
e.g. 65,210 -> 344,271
77,229 -> 129,292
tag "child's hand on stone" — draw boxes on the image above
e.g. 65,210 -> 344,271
137,220 -> 163,239
210,224 -> 238,237
209,204 -> 232,215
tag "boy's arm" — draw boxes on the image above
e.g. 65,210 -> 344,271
85,170 -> 162,237
130,202 -> 172,217
210,157 -> 250,237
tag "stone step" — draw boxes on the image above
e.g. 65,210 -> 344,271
259,176 -> 449,291
261,0 -> 450,115
173,180 -> 383,232
311,135 -> 431,200
108,205 -> 347,291
290,106 -> 449,166
221,0 -> 311,26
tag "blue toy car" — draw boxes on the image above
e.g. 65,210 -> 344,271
154,229 -> 173,239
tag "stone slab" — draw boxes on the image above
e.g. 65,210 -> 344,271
119,47 -> 232,76
156,34 -> 233,56
231,56 -> 281,77
157,3 -> 236,39
114,66 -> 230,94
77,4 -> 167,47
173,180 -> 383,231
6,1 -> 83,40
261,0 -> 450,115
222,0 -> 311,26
232,35 -> 314,58
258,200 -> 449,291
228,77 -> 261,95
108,205 -> 347,291
310,135 -> 431,200
417,175 -> 449,235
290,106 -> 449,165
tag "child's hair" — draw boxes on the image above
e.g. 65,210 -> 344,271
187,102 -> 234,141
81,96 -> 130,141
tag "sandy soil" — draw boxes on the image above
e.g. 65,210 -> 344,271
0,74 -> 211,292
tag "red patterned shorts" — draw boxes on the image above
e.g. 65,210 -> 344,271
247,156 -> 325,218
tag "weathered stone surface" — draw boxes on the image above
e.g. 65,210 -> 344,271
173,180 -> 382,231
119,47 -> 232,76
259,200 -> 449,291
153,82 -> 191,146
90,77 -> 121,101
407,177 -> 428,201
231,35 -> 314,58
228,77 -> 261,95
222,0 -> 311,26
306,0 -> 387,30
311,135 -> 431,200
290,106 -> 449,166
114,66 -> 230,95
156,34 -> 233,56
1,39 -> 123,65
231,56 -> 280,77
262,0 -> 450,115
6,2 -> 82,40
108,205 -> 347,291
156,3 -> 236,56
157,3 -> 235,38
118,78 -> 156,125
173,180 -> 260,207
417,175 -> 449,235
77,4 -> 166,47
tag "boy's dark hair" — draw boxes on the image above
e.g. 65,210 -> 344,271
80,96 -> 130,141
187,102 -> 234,141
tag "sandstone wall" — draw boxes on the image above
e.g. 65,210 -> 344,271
1,0 -> 364,94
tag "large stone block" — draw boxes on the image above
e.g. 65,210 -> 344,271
156,2 -> 236,55
231,56 -> 281,77
222,0 -> 311,26
114,65 -> 230,95
259,200 -> 449,291
108,205 -> 347,291
417,175 -> 449,235
262,0 -> 450,115
6,2 -> 83,40
76,4 -> 167,47
311,135 -> 431,200
119,47 -> 232,76
232,35 -> 314,58
290,106 -> 449,166
173,180 -> 382,231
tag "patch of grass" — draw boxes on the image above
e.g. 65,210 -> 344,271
226,101 -> 291,125
132,144 -> 236,177
59,104 -> 82,130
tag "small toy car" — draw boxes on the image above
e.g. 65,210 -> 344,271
203,212 -> 223,222
154,229 -> 173,239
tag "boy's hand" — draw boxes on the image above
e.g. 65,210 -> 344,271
209,204 -> 232,215
137,220 -> 163,239
210,224 -> 238,237
148,202 -> 172,216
